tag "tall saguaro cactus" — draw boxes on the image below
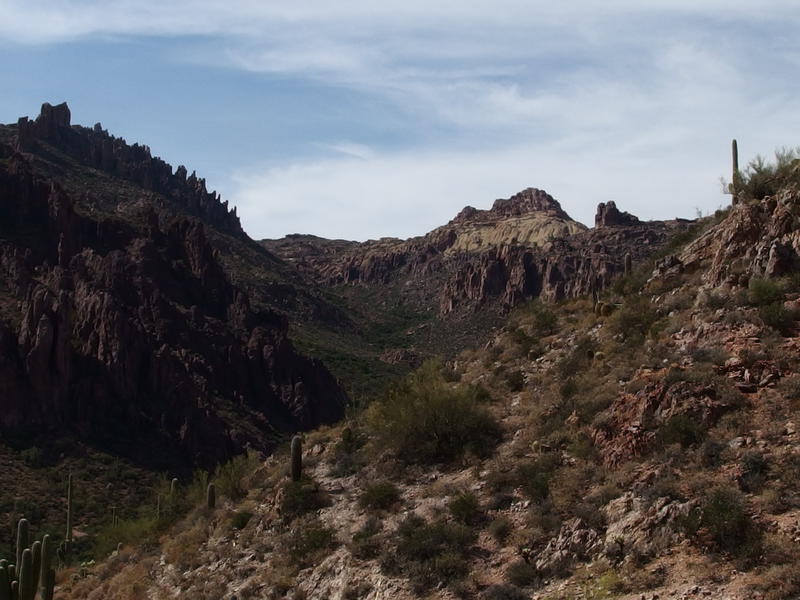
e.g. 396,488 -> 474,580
15,519 -> 29,572
65,473 -> 73,551
206,483 -> 216,509
731,139 -> 739,198
290,435 -> 303,482
40,535 -> 53,600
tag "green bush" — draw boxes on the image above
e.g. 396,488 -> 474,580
351,518 -> 382,559
740,451 -> 769,493
214,451 -> 258,501
505,369 -> 525,392
684,485 -> 761,561
609,297 -> 659,343
366,360 -> 502,464
488,516 -> 512,542
760,302 -> 793,334
734,148 -> 800,202
280,480 -> 327,519
392,515 -> 475,589
517,455 -> 560,502
749,278 -> 783,307
658,414 -> 706,448
482,584 -> 529,600
507,560 -> 538,586
359,482 -> 401,510
448,492 -> 481,525
230,510 -> 253,530
288,519 -> 337,566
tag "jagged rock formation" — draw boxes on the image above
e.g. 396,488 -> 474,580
680,176 -> 800,286
0,116 -> 346,470
15,102 -> 243,237
264,191 -> 691,315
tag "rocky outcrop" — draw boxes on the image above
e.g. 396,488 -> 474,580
591,379 -> 734,467
14,102 -> 243,237
680,182 -> 800,286
595,200 -> 641,228
0,151 -> 346,470
263,190 -> 691,316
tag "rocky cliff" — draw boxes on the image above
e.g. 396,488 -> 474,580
14,102 -> 243,236
0,107 -> 347,471
263,188 -> 691,315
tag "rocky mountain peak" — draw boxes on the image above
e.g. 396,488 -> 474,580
11,101 -> 244,237
490,187 -> 572,220
595,200 -> 641,228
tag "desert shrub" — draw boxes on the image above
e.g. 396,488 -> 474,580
517,454 -> 560,502
700,439 -> 727,467
704,292 -> 729,310
390,515 -> 475,590
658,414 -> 706,448
609,297 -> 659,343
505,369 -> 525,392
280,480 -> 328,519
482,584 -> 529,600
734,148 -> 800,202
215,451 -> 258,501
351,518 -> 382,559
488,516 -> 512,542
528,303 -> 558,336
288,518 -> 337,566
230,510 -> 253,530
779,374 -> 800,402
684,485 -> 761,561
740,451 -> 769,493
760,302 -> 793,334
366,359 -> 502,464
331,426 -> 366,477
448,492 -> 481,525
749,277 -> 783,307
751,564 -> 800,600
359,481 -> 401,510
506,560 -> 538,586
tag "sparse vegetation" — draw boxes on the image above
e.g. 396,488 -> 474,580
366,359 -> 502,464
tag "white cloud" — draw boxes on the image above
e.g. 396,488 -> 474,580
2,1 -> 799,240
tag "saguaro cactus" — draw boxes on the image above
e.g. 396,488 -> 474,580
40,535 -> 53,600
624,252 -> 632,277
290,435 -> 303,482
30,542 -> 41,596
17,548 -> 32,600
65,473 -> 73,550
731,139 -> 739,197
0,559 -> 10,600
170,478 -> 179,496
206,483 -> 216,509
15,519 -> 29,572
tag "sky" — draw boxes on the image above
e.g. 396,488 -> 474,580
0,2 -> 798,241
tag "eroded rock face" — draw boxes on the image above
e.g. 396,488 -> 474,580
0,152 -> 346,470
591,379 -> 734,467
14,102 -> 243,237
263,191 -> 691,316
680,182 -> 800,286
595,200 -> 641,228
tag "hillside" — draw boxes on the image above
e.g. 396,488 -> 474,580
44,154 -> 800,599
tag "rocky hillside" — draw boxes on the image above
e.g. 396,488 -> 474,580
52,154 -> 800,600
0,104 -> 347,473
263,189 -> 691,315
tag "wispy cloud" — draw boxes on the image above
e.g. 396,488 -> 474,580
2,1 -> 799,239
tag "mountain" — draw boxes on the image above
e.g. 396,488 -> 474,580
263,187 -> 691,332
52,151 -> 800,600
0,103 -> 347,471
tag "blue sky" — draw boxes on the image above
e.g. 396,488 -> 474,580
1,2 -> 798,241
